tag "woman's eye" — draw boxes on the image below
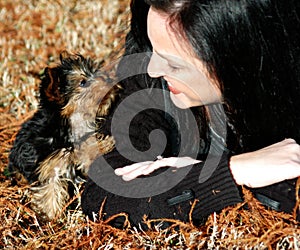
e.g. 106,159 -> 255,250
79,79 -> 87,87
168,64 -> 181,73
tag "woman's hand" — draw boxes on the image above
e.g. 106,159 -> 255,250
114,156 -> 201,181
230,138 -> 300,188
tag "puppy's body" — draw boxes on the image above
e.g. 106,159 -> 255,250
9,97 -> 73,183
8,52 -> 119,219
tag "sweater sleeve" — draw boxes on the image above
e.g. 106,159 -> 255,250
178,152 -> 243,221
81,152 -> 242,227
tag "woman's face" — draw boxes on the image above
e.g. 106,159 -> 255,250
147,7 -> 222,109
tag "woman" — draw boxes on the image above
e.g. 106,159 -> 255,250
82,0 -> 300,227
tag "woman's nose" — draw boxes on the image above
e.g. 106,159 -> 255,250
147,53 -> 165,78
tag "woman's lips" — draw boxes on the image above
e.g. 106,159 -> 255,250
167,82 -> 181,95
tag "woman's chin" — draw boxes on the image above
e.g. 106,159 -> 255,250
170,92 -> 196,109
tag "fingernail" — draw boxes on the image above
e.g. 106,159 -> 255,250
114,169 -> 122,175
122,176 -> 132,181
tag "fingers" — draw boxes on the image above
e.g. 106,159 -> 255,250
115,160 -> 169,181
159,157 -> 201,168
114,161 -> 153,176
123,161 -> 167,181
114,157 -> 201,181
115,161 -> 165,181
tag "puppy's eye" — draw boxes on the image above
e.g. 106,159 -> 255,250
79,79 -> 87,87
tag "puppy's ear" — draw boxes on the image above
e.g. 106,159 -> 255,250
41,67 -> 62,104
60,50 -> 72,61
60,50 -> 80,63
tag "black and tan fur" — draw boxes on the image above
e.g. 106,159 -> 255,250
8,51 -> 120,219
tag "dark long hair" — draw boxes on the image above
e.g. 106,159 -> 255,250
115,0 -> 210,157
144,0 -> 300,152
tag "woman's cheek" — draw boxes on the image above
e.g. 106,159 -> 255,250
170,92 -> 202,109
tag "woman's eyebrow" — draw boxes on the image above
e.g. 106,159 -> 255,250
154,51 -> 186,67
154,50 -> 184,65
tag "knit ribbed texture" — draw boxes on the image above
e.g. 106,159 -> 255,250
81,72 -> 243,228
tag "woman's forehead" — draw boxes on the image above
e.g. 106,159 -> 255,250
147,7 -> 198,66
147,7 -> 169,41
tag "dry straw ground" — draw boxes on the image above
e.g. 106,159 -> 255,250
0,0 -> 299,249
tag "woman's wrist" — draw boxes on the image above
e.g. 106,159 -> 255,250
229,154 -> 244,186
228,139 -> 300,189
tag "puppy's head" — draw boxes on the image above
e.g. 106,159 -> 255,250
40,51 -> 111,109
39,51 -> 120,142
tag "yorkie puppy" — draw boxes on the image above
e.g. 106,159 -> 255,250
8,51 -> 120,220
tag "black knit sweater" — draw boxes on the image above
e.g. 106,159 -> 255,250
81,74 -> 242,228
